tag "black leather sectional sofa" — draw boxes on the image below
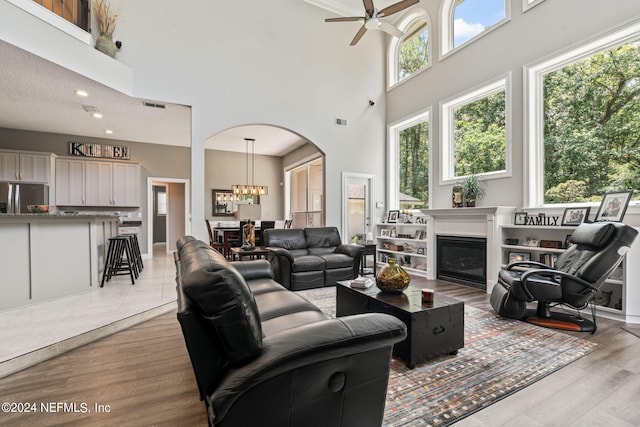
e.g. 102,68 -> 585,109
175,236 -> 406,427
263,227 -> 364,290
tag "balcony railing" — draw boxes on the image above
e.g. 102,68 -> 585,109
32,0 -> 90,32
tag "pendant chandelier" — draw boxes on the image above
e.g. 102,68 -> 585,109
231,138 -> 269,196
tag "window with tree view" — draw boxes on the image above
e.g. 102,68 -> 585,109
543,40 -> 640,203
398,19 -> 429,82
453,90 -> 506,177
399,119 -> 429,209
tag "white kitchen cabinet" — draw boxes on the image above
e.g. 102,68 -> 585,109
112,163 -> 140,207
56,158 -> 140,207
55,158 -> 86,205
85,161 -> 113,206
0,150 -> 51,183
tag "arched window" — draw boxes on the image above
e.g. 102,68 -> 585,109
388,10 -> 431,88
441,0 -> 509,57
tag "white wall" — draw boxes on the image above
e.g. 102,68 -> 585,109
0,0 -> 388,242
107,0 -> 388,240
387,0 -> 640,209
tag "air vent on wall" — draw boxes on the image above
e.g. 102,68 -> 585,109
143,101 -> 166,109
335,117 -> 348,127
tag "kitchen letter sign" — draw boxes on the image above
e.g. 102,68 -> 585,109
69,142 -> 130,160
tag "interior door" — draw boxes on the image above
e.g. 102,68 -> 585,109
342,173 -> 374,244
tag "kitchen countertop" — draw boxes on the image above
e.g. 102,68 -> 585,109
0,213 -> 120,219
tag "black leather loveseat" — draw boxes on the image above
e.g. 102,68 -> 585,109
263,227 -> 364,290
175,236 -> 407,427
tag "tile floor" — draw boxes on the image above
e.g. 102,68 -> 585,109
0,243 -> 177,377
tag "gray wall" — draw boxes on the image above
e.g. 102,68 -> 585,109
0,127 -> 190,253
205,148 -> 284,221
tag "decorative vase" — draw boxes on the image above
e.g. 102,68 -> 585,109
242,220 -> 255,249
375,258 -> 410,293
95,33 -> 117,58
452,184 -> 463,208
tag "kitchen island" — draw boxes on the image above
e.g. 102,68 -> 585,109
0,214 -> 119,311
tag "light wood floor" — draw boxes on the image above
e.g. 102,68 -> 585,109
0,278 -> 639,426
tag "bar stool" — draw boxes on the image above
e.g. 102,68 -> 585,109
101,236 -> 136,287
120,233 -> 144,273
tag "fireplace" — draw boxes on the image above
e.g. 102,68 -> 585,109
437,235 -> 487,290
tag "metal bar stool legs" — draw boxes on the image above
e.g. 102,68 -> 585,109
101,236 -> 136,287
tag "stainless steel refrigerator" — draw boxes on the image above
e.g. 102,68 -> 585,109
0,182 -> 49,213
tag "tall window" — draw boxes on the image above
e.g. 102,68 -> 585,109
441,0 -> 508,56
543,41 -> 640,203
398,19 -> 429,82
389,110 -> 430,210
441,76 -> 510,182
525,20 -> 640,206
287,158 -> 324,228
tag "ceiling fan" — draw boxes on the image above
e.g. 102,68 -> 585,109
325,0 -> 420,46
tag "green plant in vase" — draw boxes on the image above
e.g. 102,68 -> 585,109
461,173 -> 486,207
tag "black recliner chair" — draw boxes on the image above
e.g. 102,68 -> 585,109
491,222 -> 637,333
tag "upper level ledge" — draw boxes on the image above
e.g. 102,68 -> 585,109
1,0 -> 133,96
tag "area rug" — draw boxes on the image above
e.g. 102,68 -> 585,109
296,287 -> 597,427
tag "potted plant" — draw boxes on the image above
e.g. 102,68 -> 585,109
461,173 -> 486,207
93,0 -> 119,57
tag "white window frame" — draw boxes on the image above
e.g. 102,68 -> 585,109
440,0 -> 511,59
522,0 -> 546,13
387,107 -> 432,210
387,8 -> 431,90
523,18 -> 640,208
440,74 -> 512,185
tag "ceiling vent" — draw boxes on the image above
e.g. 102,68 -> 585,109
82,105 -> 100,114
143,101 -> 166,109
335,117 -> 348,127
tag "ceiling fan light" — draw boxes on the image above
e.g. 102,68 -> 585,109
365,18 -> 381,30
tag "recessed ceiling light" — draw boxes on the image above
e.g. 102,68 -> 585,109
76,90 -> 88,97
104,129 -> 113,134
92,112 -> 103,119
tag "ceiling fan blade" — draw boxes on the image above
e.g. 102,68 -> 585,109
350,25 -> 368,46
325,16 -> 364,22
363,0 -> 375,17
378,0 -> 419,17
378,20 -> 404,38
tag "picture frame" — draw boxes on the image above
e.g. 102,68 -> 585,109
509,251 -> 531,263
417,247 -> 425,255
387,210 -> 400,223
594,191 -> 633,222
514,212 -> 528,225
561,207 -> 590,226
380,229 -> 391,237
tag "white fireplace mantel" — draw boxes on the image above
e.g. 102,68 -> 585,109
421,207 -> 516,292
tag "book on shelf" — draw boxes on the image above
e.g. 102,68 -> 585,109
350,277 -> 374,289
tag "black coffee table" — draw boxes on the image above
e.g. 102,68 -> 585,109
336,281 -> 464,368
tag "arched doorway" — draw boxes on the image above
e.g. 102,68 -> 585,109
203,124 -> 325,226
